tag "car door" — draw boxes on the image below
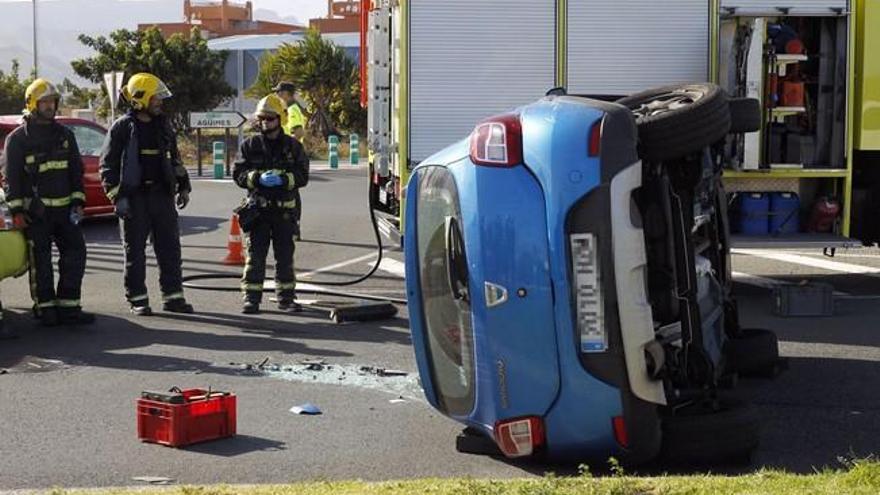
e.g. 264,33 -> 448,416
65,122 -> 112,212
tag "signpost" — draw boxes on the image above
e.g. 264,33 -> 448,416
190,111 -> 247,177
102,71 -> 125,123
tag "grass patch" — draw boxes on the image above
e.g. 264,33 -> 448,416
32,459 -> 880,495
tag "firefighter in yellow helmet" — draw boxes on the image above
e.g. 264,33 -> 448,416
232,94 -> 309,314
1,79 -> 94,327
99,73 -> 193,316
272,81 -> 308,240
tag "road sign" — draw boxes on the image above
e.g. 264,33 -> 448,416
190,112 -> 247,129
103,71 -> 124,122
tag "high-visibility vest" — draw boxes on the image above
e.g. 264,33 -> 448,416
283,103 -> 306,135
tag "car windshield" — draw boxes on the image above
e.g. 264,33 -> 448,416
66,124 -> 106,157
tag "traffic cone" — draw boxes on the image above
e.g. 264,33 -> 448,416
223,214 -> 246,266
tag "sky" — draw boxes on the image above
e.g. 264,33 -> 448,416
0,0 -> 330,84
0,0 -> 327,21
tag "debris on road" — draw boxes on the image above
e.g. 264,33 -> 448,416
132,476 -> 175,485
290,402 -> 322,415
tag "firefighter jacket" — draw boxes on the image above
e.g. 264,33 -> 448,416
1,116 -> 86,216
233,133 -> 309,209
98,111 -> 191,203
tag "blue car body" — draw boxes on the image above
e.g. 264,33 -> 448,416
404,96 -> 666,462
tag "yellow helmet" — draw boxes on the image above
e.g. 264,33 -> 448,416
255,94 -> 288,123
24,78 -> 61,114
122,73 -> 172,110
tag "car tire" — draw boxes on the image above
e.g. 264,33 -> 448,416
616,83 -> 731,162
660,397 -> 760,465
725,328 -> 781,377
455,427 -> 501,456
728,97 -> 762,133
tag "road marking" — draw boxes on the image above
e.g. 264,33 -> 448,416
733,249 -> 880,276
298,252 -> 378,279
732,271 -> 787,290
732,271 -> 849,296
370,257 -> 406,278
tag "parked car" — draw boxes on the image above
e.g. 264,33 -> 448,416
403,83 -> 781,465
0,115 -> 113,217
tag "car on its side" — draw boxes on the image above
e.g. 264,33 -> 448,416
404,83 -> 780,465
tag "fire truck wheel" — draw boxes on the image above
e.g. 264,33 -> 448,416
616,83 -> 731,163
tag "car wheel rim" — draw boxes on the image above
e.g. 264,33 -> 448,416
632,89 -> 705,120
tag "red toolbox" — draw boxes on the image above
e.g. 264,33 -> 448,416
137,388 -> 236,447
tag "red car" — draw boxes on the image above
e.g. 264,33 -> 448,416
0,115 -> 114,217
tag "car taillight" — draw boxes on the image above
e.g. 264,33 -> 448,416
493,416 -> 544,458
612,416 -> 629,448
570,233 -> 607,352
589,119 -> 603,157
469,113 -> 522,167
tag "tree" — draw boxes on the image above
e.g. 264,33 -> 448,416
0,60 -> 33,115
71,27 -> 235,131
248,29 -> 366,138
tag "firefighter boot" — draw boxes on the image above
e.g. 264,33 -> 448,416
130,299 -> 153,317
277,297 -> 302,313
58,307 -> 96,326
163,298 -> 194,314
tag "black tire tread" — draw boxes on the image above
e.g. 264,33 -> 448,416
725,328 -> 780,377
661,398 -> 760,464
617,83 -> 732,162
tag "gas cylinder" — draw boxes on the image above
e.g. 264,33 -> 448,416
807,197 -> 841,233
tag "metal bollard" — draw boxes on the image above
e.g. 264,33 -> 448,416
212,141 -> 225,179
328,135 -> 339,169
349,133 -> 359,165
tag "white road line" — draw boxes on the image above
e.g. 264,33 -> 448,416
733,249 -> 880,276
732,271 -> 786,290
732,271 -> 849,296
298,252 -> 377,279
370,257 -> 406,278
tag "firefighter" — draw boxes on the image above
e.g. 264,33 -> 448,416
99,73 -> 194,316
233,94 -> 309,314
273,81 -> 307,240
1,79 -> 94,326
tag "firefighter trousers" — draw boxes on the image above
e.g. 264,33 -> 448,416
26,207 -> 87,312
242,209 -> 297,303
120,186 -> 184,305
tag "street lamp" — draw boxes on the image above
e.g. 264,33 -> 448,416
32,0 -> 38,77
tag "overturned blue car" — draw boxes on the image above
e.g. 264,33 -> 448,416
404,83 -> 781,465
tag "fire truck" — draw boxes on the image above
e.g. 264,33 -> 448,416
360,0 -> 880,250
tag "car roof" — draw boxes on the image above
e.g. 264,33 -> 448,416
0,115 -> 107,131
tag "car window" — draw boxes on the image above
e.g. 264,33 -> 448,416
66,124 -> 106,157
415,166 -> 475,416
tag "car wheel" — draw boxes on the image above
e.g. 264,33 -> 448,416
616,83 -> 731,162
724,328 -> 781,377
455,427 -> 501,456
728,97 -> 762,133
660,397 -> 760,465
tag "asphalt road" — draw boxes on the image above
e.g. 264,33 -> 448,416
1,165 -> 879,489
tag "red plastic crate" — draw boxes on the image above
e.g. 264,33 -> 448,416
137,388 -> 236,447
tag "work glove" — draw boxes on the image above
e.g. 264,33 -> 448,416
69,205 -> 84,226
115,197 -> 131,219
12,212 -> 30,229
176,190 -> 190,209
259,171 -> 283,188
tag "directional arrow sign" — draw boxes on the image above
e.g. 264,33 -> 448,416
190,111 -> 247,129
